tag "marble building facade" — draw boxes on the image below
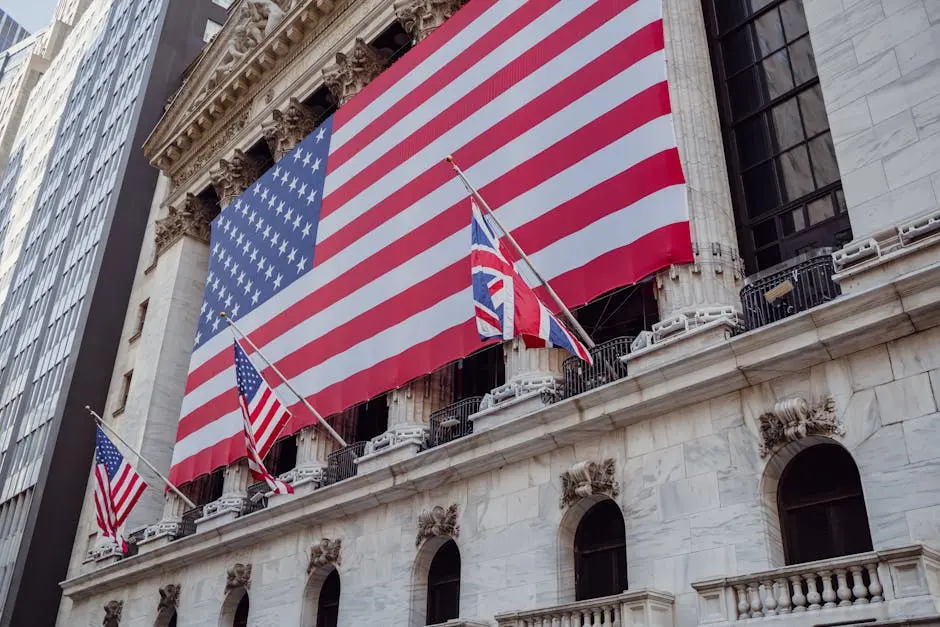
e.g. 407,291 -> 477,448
55,0 -> 940,625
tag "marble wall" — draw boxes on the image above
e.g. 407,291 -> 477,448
58,322 -> 940,626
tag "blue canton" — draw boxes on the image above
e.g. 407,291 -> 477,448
234,340 -> 263,400
95,426 -> 125,480
194,118 -> 334,348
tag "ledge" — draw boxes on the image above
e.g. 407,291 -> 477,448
60,261 -> 940,600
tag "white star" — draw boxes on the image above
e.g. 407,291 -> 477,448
248,211 -> 257,225
265,265 -> 274,281
257,256 -> 267,272
242,239 -> 251,254
273,166 -> 281,179
297,256 -> 307,273
302,152 -> 311,167
287,247 -> 297,263
231,303 -> 240,318
273,273 -> 283,289
306,188 -> 318,205
230,226 -> 239,242
255,217 -> 263,232
280,170 -> 289,185
292,214 -> 302,230
223,257 -> 231,271
271,231 -> 280,247
212,277 -> 220,292
218,285 -> 227,300
212,242 -> 220,256
297,182 -> 307,198
263,225 -> 271,240
268,194 -> 277,209
284,207 -> 293,223
231,262 -> 239,276
278,240 -> 288,256
194,332 -> 202,346
293,149 -> 303,162
236,233 -> 244,247
252,182 -> 261,195
237,271 -> 245,285
225,294 -> 233,309
201,301 -> 207,314
212,318 -> 220,332
316,127 -> 325,142
289,177 -> 298,192
249,248 -> 258,262
275,201 -> 285,216
312,156 -> 322,171
260,187 -> 269,202
222,220 -> 231,234
206,307 -> 215,321
301,222 -> 312,238
251,290 -> 261,305
244,279 -> 253,295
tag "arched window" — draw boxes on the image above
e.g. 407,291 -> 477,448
426,539 -> 460,625
316,570 -> 341,627
778,443 -> 873,564
574,500 -> 627,601
233,594 -> 249,627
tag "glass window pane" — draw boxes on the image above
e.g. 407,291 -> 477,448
771,97 -> 804,151
728,66 -> 762,119
753,219 -> 778,247
778,145 -> 814,200
754,9 -> 786,56
736,114 -> 773,167
722,26 -> 758,76
756,245 -> 781,270
789,36 -> 818,85
715,2 -> 750,32
835,189 -> 847,213
781,207 -> 807,235
780,0 -> 808,41
807,196 -> 836,225
761,49 -> 794,100
798,85 -> 829,136
809,132 -> 840,187
743,161 -> 782,217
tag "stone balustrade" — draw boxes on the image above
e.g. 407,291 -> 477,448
692,545 -> 940,627
495,589 -> 675,627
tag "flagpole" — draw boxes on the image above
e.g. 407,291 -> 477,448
446,155 -> 596,349
85,407 -> 196,509
220,313 -> 348,448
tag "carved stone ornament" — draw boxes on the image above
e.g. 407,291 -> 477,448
395,0 -> 467,42
103,600 -> 123,627
154,193 -> 218,254
225,563 -> 252,592
416,504 -> 459,547
210,149 -> 265,205
560,459 -> 620,509
170,110 -> 249,188
263,98 -> 318,160
322,39 -> 388,106
308,538 -> 342,573
158,584 -> 180,613
758,396 -> 843,457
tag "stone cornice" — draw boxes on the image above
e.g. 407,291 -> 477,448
59,261 -> 940,600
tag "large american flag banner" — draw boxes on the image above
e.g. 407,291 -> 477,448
171,0 -> 692,484
94,426 -> 147,552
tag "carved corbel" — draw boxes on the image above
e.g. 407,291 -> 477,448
210,149 -> 264,206
416,504 -> 459,547
758,396 -> 843,457
262,97 -> 318,160
103,600 -> 123,627
560,458 -> 619,509
225,562 -> 252,592
322,39 -> 388,106
394,0 -> 466,42
308,538 -> 342,573
154,193 -> 218,255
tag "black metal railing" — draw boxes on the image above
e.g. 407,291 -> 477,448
178,505 -> 205,538
740,249 -> 840,331
561,336 -> 633,400
428,396 -> 482,447
324,441 -> 368,486
124,527 -> 147,557
246,482 -> 269,512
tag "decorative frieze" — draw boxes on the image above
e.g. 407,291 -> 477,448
103,600 -> 123,627
322,39 -> 387,106
560,459 -> 619,509
758,396 -> 843,457
154,193 -> 218,255
210,149 -> 265,207
225,563 -> 252,592
394,0 -> 466,42
158,584 -> 180,613
169,110 -> 249,189
308,538 -> 342,573
262,97 -> 318,161
416,504 -> 459,547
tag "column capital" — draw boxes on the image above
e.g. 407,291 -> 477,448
322,39 -> 388,106
210,149 -> 265,207
262,97 -> 318,161
394,0 -> 467,43
154,193 -> 218,256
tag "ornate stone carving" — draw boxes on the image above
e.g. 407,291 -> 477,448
154,193 -> 218,254
263,97 -> 318,160
170,110 -> 249,188
395,0 -> 467,42
158,584 -> 180,612
560,459 -> 619,509
308,538 -> 342,573
758,396 -> 843,457
416,504 -> 459,547
210,149 -> 265,206
226,563 -> 252,592
322,39 -> 388,106
103,600 -> 123,627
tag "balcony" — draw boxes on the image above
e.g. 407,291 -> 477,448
740,249 -> 840,331
323,441 -> 368,485
495,589 -> 675,627
560,336 -> 632,400
428,396 -> 482,447
692,544 -> 940,627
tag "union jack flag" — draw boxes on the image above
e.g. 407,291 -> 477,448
470,200 -> 592,363
234,339 -> 294,494
93,426 -> 147,554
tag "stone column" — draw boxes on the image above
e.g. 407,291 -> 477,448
322,39 -> 388,106
367,369 -> 453,453
651,0 -> 742,336
394,0 -> 467,43
293,425 -> 332,486
140,492 -> 187,549
262,97 -> 318,162
493,336 -> 567,404
210,149 -> 265,208
214,460 -> 251,514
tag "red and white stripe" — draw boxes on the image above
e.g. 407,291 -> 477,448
239,394 -> 293,495
170,0 -> 691,484
94,461 -> 146,548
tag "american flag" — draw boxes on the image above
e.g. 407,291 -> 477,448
93,426 -> 147,553
234,338 -> 294,494
470,200 -> 592,363
171,0 -> 691,484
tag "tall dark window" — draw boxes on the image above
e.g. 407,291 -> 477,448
778,443 -> 873,564
233,594 -> 249,627
455,343 -> 504,400
355,396 -> 389,443
703,0 -> 852,272
182,467 -> 224,506
574,500 -> 628,601
316,570 -> 341,627
263,436 -> 298,476
426,540 -> 461,625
